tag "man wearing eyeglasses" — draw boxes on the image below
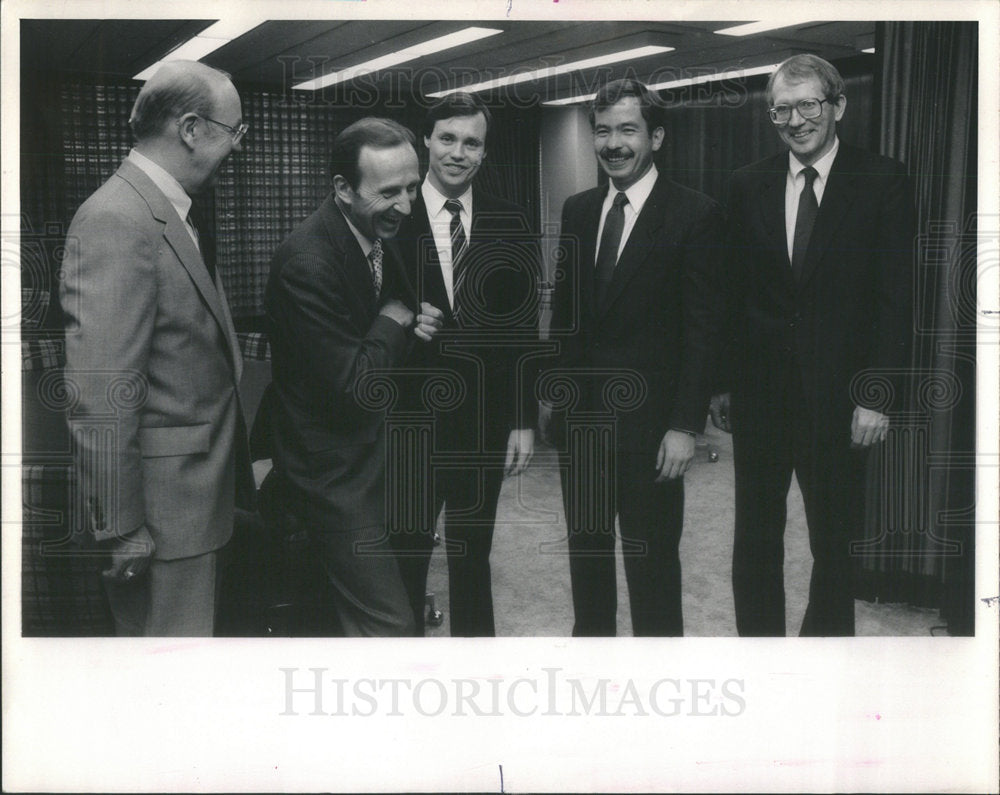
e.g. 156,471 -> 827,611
711,54 -> 914,636
60,60 -> 253,635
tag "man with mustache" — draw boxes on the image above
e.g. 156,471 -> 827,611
545,78 -> 726,635
397,93 -> 540,636
266,117 -> 444,636
712,55 -> 914,636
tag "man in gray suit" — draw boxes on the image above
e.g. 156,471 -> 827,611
60,60 -> 253,636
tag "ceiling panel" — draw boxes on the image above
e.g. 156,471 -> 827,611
20,18 -> 876,99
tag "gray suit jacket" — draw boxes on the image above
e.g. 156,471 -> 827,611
61,157 -> 252,560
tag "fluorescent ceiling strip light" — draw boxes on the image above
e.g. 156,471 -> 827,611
427,45 -> 674,98
293,27 -> 504,91
714,21 -> 816,37
862,47 -> 876,53
133,19 -> 266,80
542,63 -> 781,106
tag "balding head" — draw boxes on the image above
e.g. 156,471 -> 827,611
130,60 -> 234,142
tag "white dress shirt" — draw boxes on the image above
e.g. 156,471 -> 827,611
421,179 -> 473,309
594,163 -> 659,265
785,137 -> 839,262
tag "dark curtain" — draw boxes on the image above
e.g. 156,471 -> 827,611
854,22 -> 977,634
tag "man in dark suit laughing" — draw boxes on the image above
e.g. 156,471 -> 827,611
267,118 -> 443,636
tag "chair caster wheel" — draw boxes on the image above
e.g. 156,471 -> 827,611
708,450 -> 719,462
427,609 -> 444,627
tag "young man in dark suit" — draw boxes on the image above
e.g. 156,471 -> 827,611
545,79 -> 726,636
397,93 -> 540,636
266,118 -> 443,636
711,54 -> 914,636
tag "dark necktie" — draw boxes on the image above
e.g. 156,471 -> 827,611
791,166 -> 819,282
369,238 -> 384,300
186,209 -> 216,284
594,191 -> 628,305
445,198 -> 469,319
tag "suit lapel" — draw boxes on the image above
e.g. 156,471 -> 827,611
798,146 -> 860,288
117,159 -> 242,380
320,198 -> 380,318
410,194 -> 452,317
576,190 -> 603,318
755,157 -> 797,292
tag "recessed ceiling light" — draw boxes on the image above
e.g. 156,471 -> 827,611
542,63 -> 781,106
428,45 -> 674,98
133,19 -> 266,81
862,47 -> 876,54
293,27 -> 504,91
713,21 -> 816,37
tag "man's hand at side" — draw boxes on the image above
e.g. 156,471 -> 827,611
655,430 -> 696,482
102,525 -> 155,583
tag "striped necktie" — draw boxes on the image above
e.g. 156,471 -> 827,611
445,198 -> 469,319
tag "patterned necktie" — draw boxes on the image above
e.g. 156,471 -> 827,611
594,191 -> 629,305
791,166 -> 819,282
369,238 -> 384,300
445,198 -> 469,319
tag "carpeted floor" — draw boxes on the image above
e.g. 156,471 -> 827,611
423,424 -> 943,637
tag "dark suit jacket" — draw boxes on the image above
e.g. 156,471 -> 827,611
549,173 -> 726,453
726,143 -> 914,439
266,194 -> 417,529
60,158 -> 252,561
398,189 -> 540,449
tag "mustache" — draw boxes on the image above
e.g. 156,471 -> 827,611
599,147 -> 633,159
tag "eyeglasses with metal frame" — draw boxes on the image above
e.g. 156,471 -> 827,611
201,116 -> 249,144
767,97 -> 832,125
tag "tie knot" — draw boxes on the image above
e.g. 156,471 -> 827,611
444,199 -> 464,217
612,191 -> 629,208
801,166 -> 818,185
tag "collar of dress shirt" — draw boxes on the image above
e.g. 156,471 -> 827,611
421,178 -> 474,224
788,136 -> 840,186
128,148 -> 193,224
336,202 -> 374,259
603,163 -> 659,216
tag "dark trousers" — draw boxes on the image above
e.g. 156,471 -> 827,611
392,462 -> 505,637
300,499 -> 415,638
732,381 -> 866,637
560,446 -> 685,637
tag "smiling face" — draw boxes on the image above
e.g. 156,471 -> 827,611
424,112 -> 487,199
592,96 -> 664,191
770,73 -> 845,166
335,143 -> 420,240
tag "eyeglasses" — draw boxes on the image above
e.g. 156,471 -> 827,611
202,116 -> 249,144
767,98 -> 831,125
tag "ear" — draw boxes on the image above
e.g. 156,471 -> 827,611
332,174 -> 353,204
833,94 -> 847,122
177,113 -> 200,150
423,135 -> 432,151
650,125 -> 665,152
